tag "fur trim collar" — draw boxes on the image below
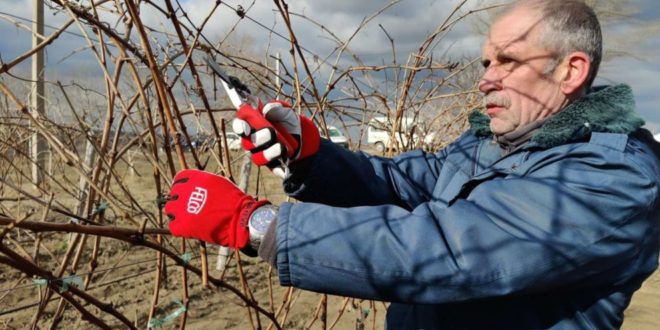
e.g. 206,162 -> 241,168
469,84 -> 645,148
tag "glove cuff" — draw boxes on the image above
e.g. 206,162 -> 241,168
297,116 -> 320,160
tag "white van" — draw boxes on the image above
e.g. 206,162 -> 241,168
319,125 -> 349,148
367,116 -> 435,152
367,117 -> 408,152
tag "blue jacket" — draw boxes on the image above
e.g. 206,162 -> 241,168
274,85 -> 660,329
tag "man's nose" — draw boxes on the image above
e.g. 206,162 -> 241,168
479,67 -> 503,94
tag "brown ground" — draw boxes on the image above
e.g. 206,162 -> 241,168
0,150 -> 658,329
1,247 -> 656,329
623,267 -> 660,329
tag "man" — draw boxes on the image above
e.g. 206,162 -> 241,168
164,0 -> 660,328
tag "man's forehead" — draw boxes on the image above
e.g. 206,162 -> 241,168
483,33 -> 527,54
483,9 -> 543,53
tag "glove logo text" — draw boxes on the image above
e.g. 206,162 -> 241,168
187,187 -> 207,214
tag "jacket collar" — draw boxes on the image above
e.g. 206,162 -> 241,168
469,84 -> 645,148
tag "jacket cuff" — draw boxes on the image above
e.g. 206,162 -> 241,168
275,202 -> 293,286
283,139 -> 339,198
282,155 -> 315,196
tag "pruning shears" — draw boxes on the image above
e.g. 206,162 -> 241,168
205,56 -> 291,173
205,56 -> 253,109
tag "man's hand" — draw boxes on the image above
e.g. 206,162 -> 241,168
233,101 -> 320,178
164,169 -> 268,249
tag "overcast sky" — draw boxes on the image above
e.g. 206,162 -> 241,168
1,0 -> 658,131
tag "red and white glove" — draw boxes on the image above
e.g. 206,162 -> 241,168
233,101 -> 320,178
164,169 -> 269,249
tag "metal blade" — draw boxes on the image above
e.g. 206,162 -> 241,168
205,56 -> 245,109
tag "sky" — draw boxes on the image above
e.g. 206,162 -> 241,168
1,0 -> 659,132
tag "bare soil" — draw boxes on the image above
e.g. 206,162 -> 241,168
623,267 -> 660,329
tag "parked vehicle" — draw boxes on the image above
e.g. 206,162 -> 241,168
319,125 -> 349,148
367,116 -> 435,152
368,117 -> 404,152
191,133 -> 242,151
222,132 -> 242,151
655,133 -> 660,142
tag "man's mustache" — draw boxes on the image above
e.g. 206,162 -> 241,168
483,93 -> 512,108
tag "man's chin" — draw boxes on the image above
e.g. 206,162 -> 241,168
489,120 -> 514,135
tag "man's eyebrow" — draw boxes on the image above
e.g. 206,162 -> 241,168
481,49 -> 518,67
497,50 -> 519,61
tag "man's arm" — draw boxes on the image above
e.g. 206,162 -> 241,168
274,145 -> 660,303
282,139 -> 449,208
234,101 -> 452,208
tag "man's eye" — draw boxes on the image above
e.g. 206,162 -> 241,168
500,57 -> 515,65
481,59 -> 491,68
499,57 -> 518,70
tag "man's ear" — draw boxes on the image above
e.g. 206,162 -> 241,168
558,51 -> 591,95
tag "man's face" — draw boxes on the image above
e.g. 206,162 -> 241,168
479,7 -> 566,135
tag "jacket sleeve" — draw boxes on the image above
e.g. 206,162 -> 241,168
274,144 -> 660,304
283,139 -> 448,209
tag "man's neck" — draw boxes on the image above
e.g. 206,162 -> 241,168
495,118 -> 548,155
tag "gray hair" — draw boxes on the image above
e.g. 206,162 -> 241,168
503,0 -> 603,89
